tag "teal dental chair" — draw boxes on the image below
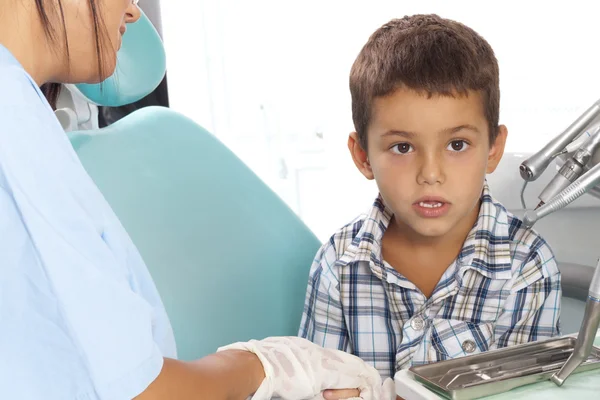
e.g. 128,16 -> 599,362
66,10 -> 320,361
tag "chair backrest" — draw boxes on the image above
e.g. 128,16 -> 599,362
69,106 -> 321,360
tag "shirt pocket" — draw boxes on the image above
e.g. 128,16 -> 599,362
429,318 -> 495,361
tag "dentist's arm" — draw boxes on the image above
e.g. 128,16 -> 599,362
140,337 -> 392,400
136,351 -> 265,400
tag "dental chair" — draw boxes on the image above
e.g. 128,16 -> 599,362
60,10 -> 320,361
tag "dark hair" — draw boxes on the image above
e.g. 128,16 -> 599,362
35,0 -> 108,109
350,14 -> 500,149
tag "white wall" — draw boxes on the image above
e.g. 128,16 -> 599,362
161,0 -> 600,244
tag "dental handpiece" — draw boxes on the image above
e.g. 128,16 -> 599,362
519,99 -> 600,182
537,126 -> 600,207
523,160 -> 600,227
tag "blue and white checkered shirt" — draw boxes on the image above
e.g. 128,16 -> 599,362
298,183 -> 561,379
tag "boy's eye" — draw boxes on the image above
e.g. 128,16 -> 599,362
447,140 -> 469,152
392,143 -> 413,154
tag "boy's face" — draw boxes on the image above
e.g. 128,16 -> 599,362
349,87 -> 507,239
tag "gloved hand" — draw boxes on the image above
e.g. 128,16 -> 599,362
217,336 -> 396,400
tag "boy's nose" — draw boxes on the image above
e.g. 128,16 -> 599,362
417,154 -> 445,185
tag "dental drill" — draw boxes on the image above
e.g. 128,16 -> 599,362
523,154 -> 600,224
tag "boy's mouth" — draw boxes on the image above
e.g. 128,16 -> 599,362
413,196 -> 451,218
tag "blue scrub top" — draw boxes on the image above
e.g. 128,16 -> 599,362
0,45 -> 177,399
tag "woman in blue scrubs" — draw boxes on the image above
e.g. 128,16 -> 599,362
0,1 -> 389,399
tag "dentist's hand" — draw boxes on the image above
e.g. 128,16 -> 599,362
218,337 -> 395,400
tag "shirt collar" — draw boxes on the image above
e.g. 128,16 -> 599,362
0,44 -> 48,105
457,182 -> 512,280
338,181 -> 513,281
337,195 -> 392,272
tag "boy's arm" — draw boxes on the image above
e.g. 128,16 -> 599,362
298,242 -> 351,352
489,250 -> 562,350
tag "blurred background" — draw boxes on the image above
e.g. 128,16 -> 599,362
110,0 -> 600,242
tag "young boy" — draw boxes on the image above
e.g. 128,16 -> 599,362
298,14 -> 561,380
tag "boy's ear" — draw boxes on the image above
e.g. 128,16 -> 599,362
487,124 -> 508,174
348,132 -> 374,180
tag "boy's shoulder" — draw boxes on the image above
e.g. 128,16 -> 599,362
320,213 -> 370,261
310,212 -> 373,284
318,195 -> 391,263
480,189 -> 559,282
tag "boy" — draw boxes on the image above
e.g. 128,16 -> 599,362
298,14 -> 561,380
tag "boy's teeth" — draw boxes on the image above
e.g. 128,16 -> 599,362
419,202 -> 443,208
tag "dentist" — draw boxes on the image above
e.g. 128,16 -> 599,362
0,0 -> 393,399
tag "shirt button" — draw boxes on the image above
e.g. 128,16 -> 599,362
462,340 -> 477,354
410,316 -> 424,331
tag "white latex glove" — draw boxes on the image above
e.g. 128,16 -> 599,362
217,336 -> 396,400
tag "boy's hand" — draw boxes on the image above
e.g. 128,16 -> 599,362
323,389 -> 360,399
323,389 -> 404,400
323,375 -> 398,400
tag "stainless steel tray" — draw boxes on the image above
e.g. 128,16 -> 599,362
409,337 -> 600,400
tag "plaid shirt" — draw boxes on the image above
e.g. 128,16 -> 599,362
298,183 -> 561,379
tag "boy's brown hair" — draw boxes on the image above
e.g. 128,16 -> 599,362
350,14 -> 500,149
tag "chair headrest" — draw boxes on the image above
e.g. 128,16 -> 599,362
72,9 -> 166,107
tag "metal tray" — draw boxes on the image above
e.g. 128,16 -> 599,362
409,337 -> 600,400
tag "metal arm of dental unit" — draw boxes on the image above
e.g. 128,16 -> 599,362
519,99 -> 600,387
